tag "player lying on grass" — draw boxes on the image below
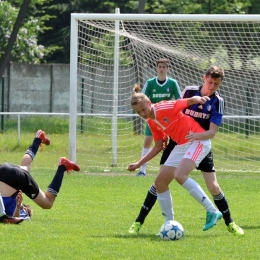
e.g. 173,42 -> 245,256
129,66 -> 244,236
0,130 -> 80,222
127,84 -> 222,232
10,190 -> 33,219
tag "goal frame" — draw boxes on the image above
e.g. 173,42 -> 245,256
69,13 -> 260,164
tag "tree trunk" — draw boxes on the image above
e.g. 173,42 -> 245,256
0,0 -> 32,78
138,0 -> 146,14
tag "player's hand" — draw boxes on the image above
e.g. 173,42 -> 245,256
185,131 -> 198,141
199,96 -> 210,104
127,163 -> 139,172
15,190 -> 23,207
162,135 -> 168,150
190,96 -> 210,105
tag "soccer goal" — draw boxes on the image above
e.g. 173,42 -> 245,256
70,11 -> 260,173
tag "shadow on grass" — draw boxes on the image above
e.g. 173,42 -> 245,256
111,232 -> 225,240
239,225 -> 260,230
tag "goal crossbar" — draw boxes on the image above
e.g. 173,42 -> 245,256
71,13 -> 260,22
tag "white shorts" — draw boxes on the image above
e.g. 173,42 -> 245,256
164,140 -> 211,168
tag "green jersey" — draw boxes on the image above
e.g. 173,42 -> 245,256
142,77 -> 181,103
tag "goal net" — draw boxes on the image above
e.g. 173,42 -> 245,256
70,12 -> 260,173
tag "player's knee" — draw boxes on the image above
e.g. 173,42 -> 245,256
207,182 -> 221,195
174,172 -> 187,185
40,203 -> 53,209
155,177 -> 167,193
155,171 -> 173,193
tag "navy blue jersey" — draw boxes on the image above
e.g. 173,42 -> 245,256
182,86 -> 224,130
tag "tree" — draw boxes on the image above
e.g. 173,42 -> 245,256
138,0 -> 146,13
37,0 -> 140,63
0,0 -> 31,78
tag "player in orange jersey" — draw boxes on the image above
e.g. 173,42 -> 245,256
127,84 -> 222,231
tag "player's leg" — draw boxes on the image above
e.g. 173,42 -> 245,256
128,183 -> 157,234
199,152 -> 244,235
129,139 -> 177,233
32,157 -> 80,209
155,143 -> 194,223
136,124 -> 153,176
174,158 -> 221,231
155,165 -> 176,222
169,141 -> 222,230
20,129 -> 50,172
202,172 -> 244,235
129,165 -> 176,234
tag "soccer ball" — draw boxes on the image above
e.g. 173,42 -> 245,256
159,220 -> 185,241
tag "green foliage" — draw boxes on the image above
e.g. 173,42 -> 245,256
3,0 -> 260,63
80,31 -> 134,65
0,1 -> 45,63
1,0 -> 62,63
146,0 -> 252,14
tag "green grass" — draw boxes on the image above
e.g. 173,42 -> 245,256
0,170 -> 259,259
0,119 -> 259,259
0,116 -> 259,172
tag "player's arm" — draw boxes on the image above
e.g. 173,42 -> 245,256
187,96 -> 210,106
13,190 -> 23,217
127,138 -> 163,172
174,96 -> 210,113
185,122 -> 219,141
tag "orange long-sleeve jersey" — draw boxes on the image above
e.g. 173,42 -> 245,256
147,99 -> 206,145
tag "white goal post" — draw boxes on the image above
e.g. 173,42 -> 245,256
70,12 -> 260,172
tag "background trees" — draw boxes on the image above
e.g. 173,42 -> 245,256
0,0 -> 260,67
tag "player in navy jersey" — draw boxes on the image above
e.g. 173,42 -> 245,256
136,58 -> 181,176
0,130 -> 80,220
129,66 -> 244,236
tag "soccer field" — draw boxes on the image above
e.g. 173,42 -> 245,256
1,169 -> 259,259
0,129 -> 259,259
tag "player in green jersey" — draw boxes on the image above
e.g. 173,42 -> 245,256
136,58 -> 181,176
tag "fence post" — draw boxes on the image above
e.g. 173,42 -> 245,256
81,78 -> 84,133
1,76 -> 4,133
245,83 -> 252,138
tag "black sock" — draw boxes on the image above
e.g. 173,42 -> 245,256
47,165 -> 66,196
25,138 -> 41,160
136,185 -> 157,225
213,191 -> 233,226
0,215 -> 6,220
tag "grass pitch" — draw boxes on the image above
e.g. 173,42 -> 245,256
0,123 -> 259,259
1,169 -> 259,259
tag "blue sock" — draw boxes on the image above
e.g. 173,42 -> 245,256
47,165 -> 66,196
25,138 -> 41,160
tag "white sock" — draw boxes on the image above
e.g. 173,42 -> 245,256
157,189 -> 174,221
182,178 -> 217,213
140,148 -> 150,173
0,193 -> 6,217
